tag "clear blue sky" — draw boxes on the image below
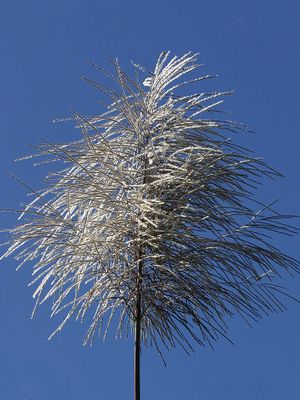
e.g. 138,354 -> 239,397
1,1 -> 300,399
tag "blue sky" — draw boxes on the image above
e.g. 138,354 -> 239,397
1,1 -> 300,399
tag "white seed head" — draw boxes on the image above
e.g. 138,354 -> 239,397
2,52 -> 299,352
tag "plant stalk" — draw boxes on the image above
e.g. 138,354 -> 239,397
134,284 -> 141,400
134,255 -> 142,400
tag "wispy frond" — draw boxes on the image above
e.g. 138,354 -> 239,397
2,52 -> 299,353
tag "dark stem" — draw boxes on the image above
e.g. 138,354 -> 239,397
134,140 -> 147,400
134,285 -> 141,400
134,258 -> 142,400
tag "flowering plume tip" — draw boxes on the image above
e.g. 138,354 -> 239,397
1,51 -> 299,353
